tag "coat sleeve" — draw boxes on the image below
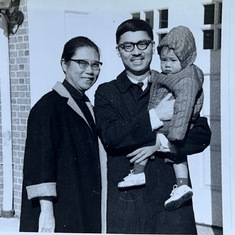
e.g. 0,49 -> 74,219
94,84 -> 156,153
177,116 -> 211,155
23,97 -> 59,199
167,77 -> 201,141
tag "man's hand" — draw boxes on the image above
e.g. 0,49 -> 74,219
38,198 -> 55,233
127,137 -> 161,164
153,94 -> 175,121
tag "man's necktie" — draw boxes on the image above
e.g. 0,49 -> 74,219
131,82 -> 144,100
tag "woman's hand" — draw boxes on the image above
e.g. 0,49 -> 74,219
38,197 -> 55,233
127,137 -> 161,164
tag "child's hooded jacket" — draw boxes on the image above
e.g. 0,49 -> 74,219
149,25 -> 204,142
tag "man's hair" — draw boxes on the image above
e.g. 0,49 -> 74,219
116,19 -> 153,44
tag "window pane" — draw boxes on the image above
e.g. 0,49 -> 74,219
159,33 -> 167,42
132,13 -> 140,19
203,30 -> 214,49
218,29 -> 221,49
145,11 -> 154,28
159,9 -> 168,29
218,3 -> 222,24
204,4 -> 215,24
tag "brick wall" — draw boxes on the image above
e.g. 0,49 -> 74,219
9,0 -> 30,217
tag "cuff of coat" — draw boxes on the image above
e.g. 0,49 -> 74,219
149,109 -> 163,130
26,182 -> 57,200
157,133 -> 170,150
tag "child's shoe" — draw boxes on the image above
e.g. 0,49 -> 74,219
118,171 -> 146,188
164,184 -> 193,210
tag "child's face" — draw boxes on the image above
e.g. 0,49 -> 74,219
160,47 -> 182,75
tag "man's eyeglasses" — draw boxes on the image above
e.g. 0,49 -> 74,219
117,40 -> 154,52
70,59 -> 103,71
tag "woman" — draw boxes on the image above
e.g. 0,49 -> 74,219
20,36 -> 104,233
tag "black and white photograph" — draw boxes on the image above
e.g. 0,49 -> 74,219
0,0 -> 233,234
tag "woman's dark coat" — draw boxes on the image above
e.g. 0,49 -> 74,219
20,82 -> 103,233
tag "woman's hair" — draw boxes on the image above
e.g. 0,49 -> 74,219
116,19 -> 153,44
61,36 -> 100,62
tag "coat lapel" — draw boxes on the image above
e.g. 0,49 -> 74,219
53,82 -> 93,129
53,82 -> 107,232
85,101 -> 96,123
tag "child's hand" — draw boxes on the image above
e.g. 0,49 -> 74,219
153,94 -> 175,121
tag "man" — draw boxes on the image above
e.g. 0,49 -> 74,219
94,19 -> 210,234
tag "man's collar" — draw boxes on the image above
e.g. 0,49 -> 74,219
127,75 -> 150,91
117,70 -> 159,93
116,70 -> 153,93
116,70 -> 133,93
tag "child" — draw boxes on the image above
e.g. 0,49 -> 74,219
118,25 -> 205,211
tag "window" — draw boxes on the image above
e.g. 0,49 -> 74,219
159,33 -> 167,42
159,9 -> 168,29
203,2 -> 222,50
218,2 -> 222,24
131,11 -> 154,29
204,4 -> 215,24
145,11 -> 154,28
132,13 -> 140,20
157,9 -> 168,43
203,30 -> 214,49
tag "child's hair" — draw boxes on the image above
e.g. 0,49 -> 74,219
159,47 -> 173,60
157,25 -> 196,68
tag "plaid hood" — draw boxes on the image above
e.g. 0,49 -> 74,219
157,25 -> 197,68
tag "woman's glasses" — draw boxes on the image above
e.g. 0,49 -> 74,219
70,59 -> 103,71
